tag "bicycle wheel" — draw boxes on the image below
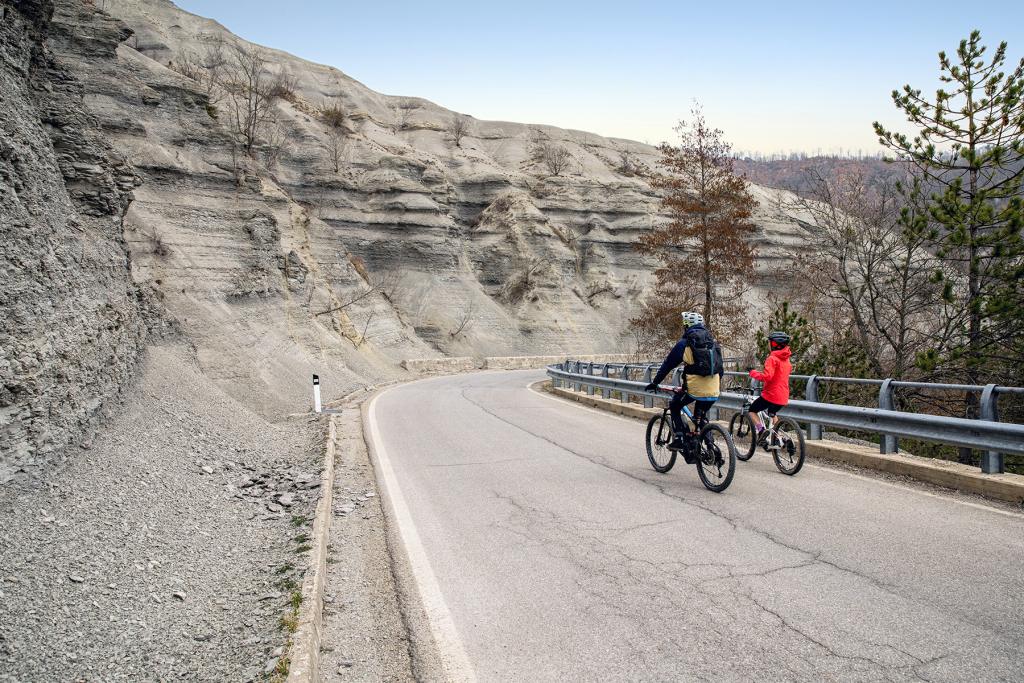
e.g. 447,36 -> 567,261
772,416 -> 806,476
646,414 -> 677,473
729,412 -> 756,461
695,423 -> 736,492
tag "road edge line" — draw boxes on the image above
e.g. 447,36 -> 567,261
366,391 -> 478,683
285,415 -> 336,683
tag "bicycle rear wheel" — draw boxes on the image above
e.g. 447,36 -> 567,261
772,417 -> 806,475
695,423 -> 736,492
646,414 -> 676,473
729,412 -> 756,461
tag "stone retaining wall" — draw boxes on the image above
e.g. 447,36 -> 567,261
401,357 -> 476,373
482,354 -> 633,370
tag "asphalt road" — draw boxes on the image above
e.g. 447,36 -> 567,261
367,370 -> 1024,682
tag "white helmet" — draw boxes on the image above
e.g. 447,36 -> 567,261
681,311 -> 704,327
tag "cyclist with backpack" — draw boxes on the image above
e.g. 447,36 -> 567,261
644,312 -> 724,449
748,331 -> 792,435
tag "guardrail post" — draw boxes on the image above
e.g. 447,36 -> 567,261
805,374 -> 822,440
643,367 -> 653,409
601,364 -> 610,399
574,361 -> 581,392
878,378 -> 898,454
586,363 -> 595,396
979,384 -> 1003,474
621,366 -> 630,403
552,363 -> 562,388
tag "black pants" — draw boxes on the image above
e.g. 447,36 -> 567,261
670,392 -> 715,435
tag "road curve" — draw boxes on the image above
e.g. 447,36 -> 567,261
367,370 -> 1024,682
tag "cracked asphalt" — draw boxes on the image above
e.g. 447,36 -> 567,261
369,370 -> 1024,682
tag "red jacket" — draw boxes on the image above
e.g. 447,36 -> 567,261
750,348 -> 792,404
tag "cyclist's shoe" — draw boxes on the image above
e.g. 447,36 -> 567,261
668,437 -> 685,450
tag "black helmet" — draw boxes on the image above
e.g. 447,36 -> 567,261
767,331 -> 790,347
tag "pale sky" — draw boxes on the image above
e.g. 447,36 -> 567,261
172,0 -> 1024,156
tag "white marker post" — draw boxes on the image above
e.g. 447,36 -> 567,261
312,374 -> 322,413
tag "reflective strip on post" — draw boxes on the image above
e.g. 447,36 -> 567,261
313,374 -> 322,413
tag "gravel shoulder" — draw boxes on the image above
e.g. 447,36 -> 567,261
316,403 -> 416,683
0,344 -> 328,682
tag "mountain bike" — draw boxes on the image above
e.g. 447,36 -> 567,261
727,387 -> 805,475
645,388 -> 737,492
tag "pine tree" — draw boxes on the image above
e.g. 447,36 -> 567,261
873,30 -> 1024,463
873,31 -> 1024,389
631,104 -> 759,352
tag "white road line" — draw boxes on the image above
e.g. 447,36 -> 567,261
808,463 -> 1024,520
533,381 -> 1024,520
366,392 -> 478,683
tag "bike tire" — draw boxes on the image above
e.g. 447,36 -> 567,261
695,423 -> 736,492
772,416 -> 806,476
729,412 -> 756,461
646,414 -> 677,473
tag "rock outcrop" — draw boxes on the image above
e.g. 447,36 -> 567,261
2,0 -> 811,477
0,0 -> 154,481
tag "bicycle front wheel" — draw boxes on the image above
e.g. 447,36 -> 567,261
695,423 -> 736,492
646,414 -> 676,473
729,412 -> 756,461
772,417 -> 806,475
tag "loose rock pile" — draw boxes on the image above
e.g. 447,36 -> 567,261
0,345 -> 327,682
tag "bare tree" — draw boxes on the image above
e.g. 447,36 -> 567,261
261,115 -> 290,168
394,101 -> 421,131
199,38 -> 226,101
313,263 -> 406,317
173,48 -> 206,83
543,143 -> 572,177
354,310 -> 376,348
324,124 -> 345,173
449,302 -> 477,337
784,160 -> 952,380
617,149 -> 637,175
220,42 -> 282,153
319,101 -> 347,173
269,68 -> 301,100
445,113 -> 471,147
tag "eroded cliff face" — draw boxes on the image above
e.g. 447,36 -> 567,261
2,0 -> 811,474
90,0 -> 807,362
0,0 -> 155,482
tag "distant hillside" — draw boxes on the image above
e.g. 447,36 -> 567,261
732,156 -> 895,195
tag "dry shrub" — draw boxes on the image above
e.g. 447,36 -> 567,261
321,105 -> 345,129
491,193 -> 514,212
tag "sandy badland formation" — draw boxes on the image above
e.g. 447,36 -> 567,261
1,0 -> 808,479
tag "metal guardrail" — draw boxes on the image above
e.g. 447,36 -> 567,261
548,361 -> 1024,473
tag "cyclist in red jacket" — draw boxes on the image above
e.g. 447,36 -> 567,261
748,331 -> 792,434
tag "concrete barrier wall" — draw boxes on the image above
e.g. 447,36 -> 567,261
482,354 -> 633,371
401,357 -> 476,373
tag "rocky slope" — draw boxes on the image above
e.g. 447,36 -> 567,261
2,0 -> 809,480
1,0 -> 159,481
72,0 -> 808,379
